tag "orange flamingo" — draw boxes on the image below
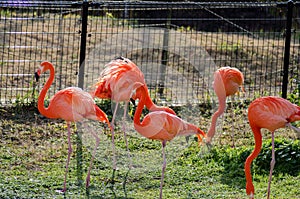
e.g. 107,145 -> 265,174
92,57 -> 175,169
245,96 -> 300,198
35,61 -> 111,192
133,85 -> 206,199
206,66 -> 244,146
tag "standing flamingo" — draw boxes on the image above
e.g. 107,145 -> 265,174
92,57 -> 175,169
245,96 -> 300,198
206,66 -> 244,146
35,61 -> 111,192
133,85 -> 206,199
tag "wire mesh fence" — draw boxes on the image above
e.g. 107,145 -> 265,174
0,1 -> 299,105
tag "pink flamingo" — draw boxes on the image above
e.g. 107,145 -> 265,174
206,66 -> 244,146
92,57 -> 175,169
245,96 -> 300,198
133,85 -> 206,199
35,61 -> 111,192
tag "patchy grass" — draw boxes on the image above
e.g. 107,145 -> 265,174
0,103 -> 299,199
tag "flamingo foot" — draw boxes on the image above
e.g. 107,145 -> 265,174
55,188 -> 66,194
249,192 -> 254,199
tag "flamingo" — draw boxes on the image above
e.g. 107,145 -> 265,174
92,56 -> 175,169
245,96 -> 300,198
35,61 -> 111,192
206,66 -> 244,146
133,85 -> 206,199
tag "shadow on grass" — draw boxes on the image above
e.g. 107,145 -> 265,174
84,168 -> 135,199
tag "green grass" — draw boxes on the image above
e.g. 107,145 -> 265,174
0,103 -> 299,199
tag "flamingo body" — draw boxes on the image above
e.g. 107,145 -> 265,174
93,57 -> 145,101
248,96 -> 300,132
42,87 -> 106,122
218,66 -> 244,96
134,110 -> 204,141
245,96 -> 300,198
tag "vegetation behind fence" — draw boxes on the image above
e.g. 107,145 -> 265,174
0,1 -> 299,105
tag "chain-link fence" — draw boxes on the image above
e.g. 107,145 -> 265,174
0,1 -> 299,105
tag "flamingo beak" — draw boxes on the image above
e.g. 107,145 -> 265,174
34,70 -> 40,82
130,98 -> 136,106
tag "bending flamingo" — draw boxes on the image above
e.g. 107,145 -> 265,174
245,96 -> 300,198
206,66 -> 244,146
92,57 -> 175,169
35,61 -> 111,192
133,85 -> 206,199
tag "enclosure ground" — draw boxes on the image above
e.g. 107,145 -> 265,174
0,103 -> 299,199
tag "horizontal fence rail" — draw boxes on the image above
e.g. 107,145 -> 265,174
0,1 -> 299,106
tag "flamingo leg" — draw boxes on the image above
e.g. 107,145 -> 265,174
230,97 -> 235,148
63,122 -> 73,192
267,132 -> 276,199
286,123 -> 300,134
122,101 -> 128,133
111,102 -> 119,170
122,101 -> 132,168
85,129 -> 100,188
159,140 -> 167,199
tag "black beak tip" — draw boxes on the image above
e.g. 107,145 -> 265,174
130,98 -> 136,106
34,72 -> 40,82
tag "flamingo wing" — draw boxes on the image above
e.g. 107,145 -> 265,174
94,58 -> 145,101
213,70 -> 227,105
49,87 -> 98,122
135,111 -> 201,141
248,96 -> 300,132
218,66 -> 244,96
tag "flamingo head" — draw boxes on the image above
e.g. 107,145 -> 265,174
196,129 -> 206,146
246,181 -> 255,198
34,71 -> 40,82
35,61 -> 53,81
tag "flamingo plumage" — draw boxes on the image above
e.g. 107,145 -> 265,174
92,57 -> 175,169
206,66 -> 244,146
245,96 -> 300,198
35,61 -> 111,192
133,85 -> 206,199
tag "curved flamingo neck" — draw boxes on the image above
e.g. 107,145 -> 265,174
37,64 -> 55,118
133,86 -> 147,126
137,85 -> 153,109
206,97 -> 226,140
135,85 -> 176,115
245,124 -> 262,196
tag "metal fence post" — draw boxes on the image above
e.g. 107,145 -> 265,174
281,0 -> 294,99
158,9 -> 172,97
75,0 -> 89,188
78,0 -> 89,89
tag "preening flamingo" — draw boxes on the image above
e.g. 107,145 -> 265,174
35,61 -> 111,192
206,66 -> 244,146
133,85 -> 206,199
245,96 -> 300,199
92,56 -> 175,169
